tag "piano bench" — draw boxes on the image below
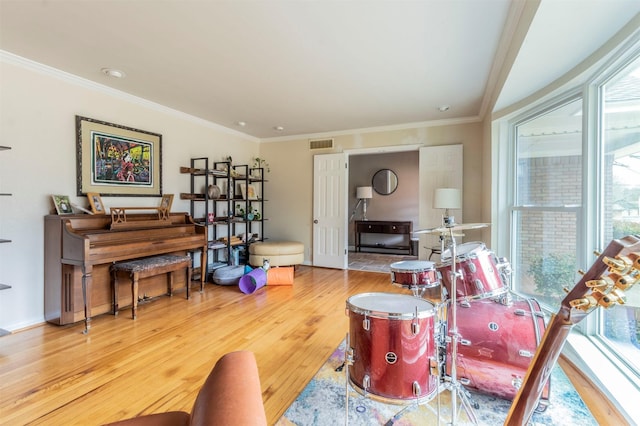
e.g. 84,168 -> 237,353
111,254 -> 192,319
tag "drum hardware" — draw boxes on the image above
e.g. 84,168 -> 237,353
497,291 -> 513,306
439,225 -> 479,425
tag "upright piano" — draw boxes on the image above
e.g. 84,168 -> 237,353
44,212 -> 207,331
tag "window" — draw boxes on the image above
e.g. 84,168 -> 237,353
497,39 -> 640,419
511,98 -> 583,310
598,55 -> 640,373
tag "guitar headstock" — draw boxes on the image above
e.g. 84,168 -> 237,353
561,235 -> 640,324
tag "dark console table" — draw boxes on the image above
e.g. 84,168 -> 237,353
354,220 -> 413,254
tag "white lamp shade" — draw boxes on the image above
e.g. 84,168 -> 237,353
433,188 -> 461,209
356,186 -> 373,199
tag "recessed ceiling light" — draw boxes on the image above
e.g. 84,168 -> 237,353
274,126 -> 284,131
101,68 -> 126,78
236,121 -> 247,127
438,105 -> 450,112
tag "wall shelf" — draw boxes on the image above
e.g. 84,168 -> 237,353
1,146 -> 11,336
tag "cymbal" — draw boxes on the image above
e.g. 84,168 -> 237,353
413,222 -> 490,234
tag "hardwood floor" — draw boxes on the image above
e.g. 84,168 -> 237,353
0,266 -> 625,425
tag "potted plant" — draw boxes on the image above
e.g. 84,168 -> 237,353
252,157 -> 270,173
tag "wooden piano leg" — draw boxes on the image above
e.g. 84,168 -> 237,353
131,272 -> 139,320
200,250 -> 206,292
82,266 -> 93,334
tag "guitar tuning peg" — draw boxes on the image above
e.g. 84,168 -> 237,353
577,269 -> 585,276
593,250 -> 601,257
563,287 -> 570,293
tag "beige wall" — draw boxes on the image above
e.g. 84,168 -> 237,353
0,58 -> 259,330
0,55 -> 485,331
259,121 -> 484,264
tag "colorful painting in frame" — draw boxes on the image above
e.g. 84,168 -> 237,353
76,116 -> 162,196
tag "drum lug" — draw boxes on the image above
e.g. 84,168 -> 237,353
363,317 -> 370,331
460,339 -> 471,346
474,279 -> 484,292
429,357 -> 439,376
412,381 -> 421,397
518,349 -> 534,358
498,292 -> 513,306
363,374 -> 370,392
460,300 -> 471,308
514,309 -> 526,316
411,306 -> 420,335
512,375 -> 523,389
459,377 -> 471,386
467,263 -> 476,273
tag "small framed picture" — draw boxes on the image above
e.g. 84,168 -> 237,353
247,184 -> 258,200
52,195 -> 73,215
160,194 -> 174,211
239,183 -> 259,200
87,192 -> 106,215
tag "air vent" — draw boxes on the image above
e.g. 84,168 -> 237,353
309,138 -> 334,150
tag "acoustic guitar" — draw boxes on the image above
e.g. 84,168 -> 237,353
504,234 -> 640,425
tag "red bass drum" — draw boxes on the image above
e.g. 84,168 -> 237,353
446,295 -> 550,408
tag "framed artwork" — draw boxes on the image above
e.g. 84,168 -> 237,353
247,184 -> 258,200
87,192 -> 106,215
160,194 -> 174,211
239,183 -> 259,200
52,195 -> 73,215
76,115 -> 162,196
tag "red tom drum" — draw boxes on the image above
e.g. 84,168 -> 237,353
390,260 -> 439,289
346,292 -> 438,404
437,242 -> 509,301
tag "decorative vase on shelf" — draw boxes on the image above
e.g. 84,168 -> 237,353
207,184 -> 221,199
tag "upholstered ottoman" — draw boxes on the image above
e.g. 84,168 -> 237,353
249,241 -> 304,267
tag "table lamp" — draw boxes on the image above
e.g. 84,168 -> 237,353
356,186 -> 373,220
434,188 -> 461,227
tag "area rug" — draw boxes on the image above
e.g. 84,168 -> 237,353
276,340 -> 596,426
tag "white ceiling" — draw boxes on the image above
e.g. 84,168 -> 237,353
1,1 -> 638,140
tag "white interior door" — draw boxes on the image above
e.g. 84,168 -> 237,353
313,153 -> 348,269
418,144 -> 463,259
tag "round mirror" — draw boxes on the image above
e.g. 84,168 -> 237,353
372,169 -> 398,195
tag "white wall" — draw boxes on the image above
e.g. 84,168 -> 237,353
0,56 -> 259,331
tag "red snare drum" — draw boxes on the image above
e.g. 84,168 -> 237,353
390,260 -> 439,289
446,296 -> 550,406
437,242 -> 508,301
346,293 -> 438,404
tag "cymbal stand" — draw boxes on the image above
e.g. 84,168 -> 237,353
443,225 -> 478,425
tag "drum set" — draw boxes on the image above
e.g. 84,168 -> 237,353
344,222 -> 549,424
